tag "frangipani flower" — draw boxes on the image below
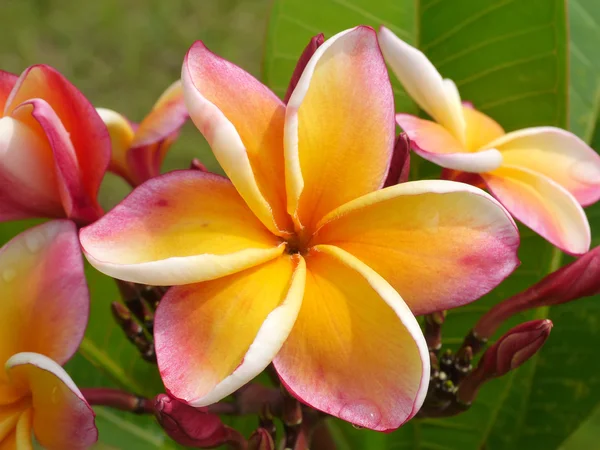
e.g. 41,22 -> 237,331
0,66 -> 110,225
80,27 -> 519,430
97,81 -> 188,187
378,27 -> 600,255
0,220 -> 97,449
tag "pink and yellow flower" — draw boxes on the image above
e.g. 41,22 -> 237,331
97,81 -> 188,187
0,220 -> 97,449
80,27 -> 519,430
378,27 -> 600,255
0,66 -> 110,225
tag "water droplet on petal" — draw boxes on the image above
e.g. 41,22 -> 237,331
3,269 -> 16,282
570,161 -> 600,185
24,231 -> 45,253
339,400 -> 382,429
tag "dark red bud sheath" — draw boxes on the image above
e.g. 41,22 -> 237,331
154,394 -> 229,448
284,33 -> 325,103
248,428 -> 275,450
383,133 -> 411,187
475,247 -> 600,339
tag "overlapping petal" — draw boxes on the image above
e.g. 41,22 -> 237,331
5,65 -> 110,222
285,26 -> 395,231
96,107 -> 136,182
396,114 -> 503,173
378,26 -> 465,143
182,42 -> 292,235
312,181 -> 519,315
156,255 -> 305,406
274,245 -> 428,431
0,220 -> 88,375
6,352 -> 97,450
483,166 -> 590,255
486,127 -> 600,206
80,170 -> 285,285
462,105 -> 504,151
0,71 -> 17,112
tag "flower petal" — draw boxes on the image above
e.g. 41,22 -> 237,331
6,352 -> 97,450
284,34 -> 325,104
80,170 -> 284,285
0,115 -> 63,221
0,221 -> 88,375
285,26 -> 395,231
0,71 -> 17,112
156,255 -> 305,406
96,107 -> 136,183
6,65 -> 110,221
462,105 -> 505,151
383,134 -> 411,187
486,127 -> 600,206
311,180 -> 519,315
378,26 -> 466,143
396,114 -> 503,173
0,398 -> 27,439
182,42 -> 292,235
483,165 -> 590,255
274,245 -> 428,431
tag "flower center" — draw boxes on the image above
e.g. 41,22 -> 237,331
284,230 -> 312,256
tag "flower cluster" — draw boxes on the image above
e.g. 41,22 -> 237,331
0,23 -> 599,449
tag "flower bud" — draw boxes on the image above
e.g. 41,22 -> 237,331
190,158 -> 208,172
154,394 -> 229,448
384,133 -> 411,187
284,33 -> 325,103
475,247 -> 600,339
248,429 -> 275,450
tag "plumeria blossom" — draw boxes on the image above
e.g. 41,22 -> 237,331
97,81 -> 188,187
378,27 -> 600,256
0,65 -> 110,225
0,220 -> 97,449
80,26 -> 519,431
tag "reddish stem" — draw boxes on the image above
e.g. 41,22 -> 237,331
81,388 -> 154,414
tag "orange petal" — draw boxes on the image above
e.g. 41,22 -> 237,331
311,180 -> 519,315
0,221 -> 88,376
96,107 -> 136,183
183,42 -> 292,235
483,165 -> 590,255
0,70 -> 17,112
6,353 -> 97,450
487,127 -> 600,206
274,245 -> 428,431
80,170 -> 284,285
396,114 -> 502,173
285,26 -> 395,232
462,104 -> 505,151
156,255 -> 305,405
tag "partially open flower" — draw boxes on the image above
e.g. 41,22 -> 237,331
0,220 -> 96,449
97,80 -> 188,187
80,26 -> 519,431
378,27 -> 600,255
0,66 -> 110,225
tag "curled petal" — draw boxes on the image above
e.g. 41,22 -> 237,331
96,108 -> 136,183
462,105 -> 505,151
312,180 -> 519,315
383,134 -> 411,187
0,70 -> 17,112
396,114 -> 502,173
487,127 -> 600,206
284,34 -> 325,103
156,255 -> 305,405
183,42 -> 292,235
378,27 -> 465,143
0,220 -> 88,374
274,245 -> 428,431
483,166 -> 590,255
6,353 -> 97,450
286,26 -> 395,231
6,65 -> 110,222
80,170 -> 284,285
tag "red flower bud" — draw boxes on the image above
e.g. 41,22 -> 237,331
248,429 -> 275,450
190,158 -> 208,172
383,133 -> 411,187
475,247 -> 600,338
481,319 -> 553,377
154,394 -> 229,448
284,33 -> 325,103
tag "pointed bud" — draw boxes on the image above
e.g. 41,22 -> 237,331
384,133 -> 411,187
190,158 -> 208,172
284,33 -> 325,103
154,394 -> 230,448
475,247 -> 600,339
248,429 -> 275,450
